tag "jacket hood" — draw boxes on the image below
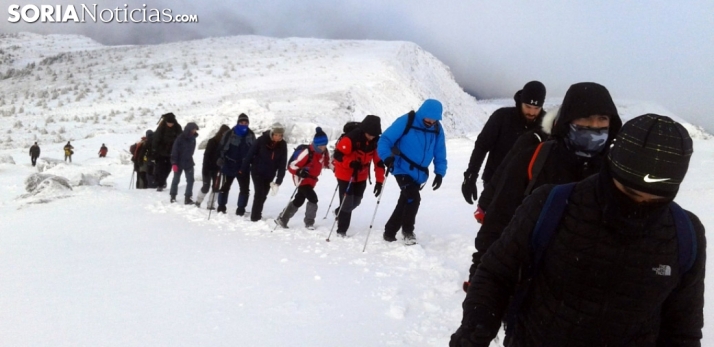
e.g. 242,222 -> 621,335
183,122 -> 199,136
551,82 -> 621,142
416,99 -> 443,121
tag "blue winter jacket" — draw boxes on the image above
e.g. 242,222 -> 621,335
219,126 -> 256,175
171,122 -> 199,170
377,99 -> 447,184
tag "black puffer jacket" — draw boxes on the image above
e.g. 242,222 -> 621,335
456,174 -> 705,347
465,90 -> 545,183
241,130 -> 287,185
152,121 -> 183,159
170,122 -> 198,169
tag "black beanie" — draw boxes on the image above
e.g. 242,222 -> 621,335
238,113 -> 249,124
360,115 -> 382,136
608,114 -> 692,198
520,81 -> 546,107
162,112 -> 176,123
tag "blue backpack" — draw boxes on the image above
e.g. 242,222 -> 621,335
289,144 -> 313,166
505,182 -> 697,338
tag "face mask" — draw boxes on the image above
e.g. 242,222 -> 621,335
565,123 -> 609,157
600,170 -> 671,234
234,124 -> 248,137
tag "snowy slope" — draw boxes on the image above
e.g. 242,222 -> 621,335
0,32 -> 486,151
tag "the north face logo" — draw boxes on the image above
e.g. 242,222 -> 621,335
652,264 -> 672,276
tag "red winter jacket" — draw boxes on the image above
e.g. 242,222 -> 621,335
333,130 -> 385,184
288,144 -> 333,188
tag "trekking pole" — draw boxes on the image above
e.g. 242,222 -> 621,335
322,183 -> 339,219
326,176 -> 354,242
208,172 -> 223,221
272,177 -> 303,232
363,171 -> 389,252
129,170 -> 135,189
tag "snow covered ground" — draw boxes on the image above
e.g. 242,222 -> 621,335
0,33 -> 712,346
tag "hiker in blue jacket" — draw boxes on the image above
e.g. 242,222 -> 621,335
377,99 -> 447,244
216,113 -> 256,215
451,115 -> 705,347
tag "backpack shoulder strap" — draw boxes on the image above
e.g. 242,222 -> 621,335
401,111 -> 416,138
506,182 -> 575,338
669,202 -> 697,274
525,140 -> 554,196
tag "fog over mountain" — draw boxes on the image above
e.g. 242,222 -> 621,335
3,1 -> 713,132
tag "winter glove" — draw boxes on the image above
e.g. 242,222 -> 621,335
474,205 -> 485,224
349,160 -> 362,171
172,164 -> 178,173
383,156 -> 395,169
373,182 -> 383,197
431,174 -> 443,191
297,168 -> 310,178
270,182 -> 280,196
461,171 -> 478,204
216,157 -> 224,167
333,150 -> 344,162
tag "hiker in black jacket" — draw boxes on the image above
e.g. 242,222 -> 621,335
240,122 -> 287,222
29,142 -> 40,166
462,81 -> 546,216
151,112 -> 182,192
452,114 -> 705,347
216,113 -> 256,215
196,124 -> 230,209
169,122 -> 199,204
466,82 -> 623,283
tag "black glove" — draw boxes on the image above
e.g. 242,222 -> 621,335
216,157 -> 225,168
297,168 -> 310,178
349,160 -> 362,171
333,150 -> 344,162
461,171 -> 478,204
373,182 -> 383,197
432,174 -> 443,191
383,156 -> 395,169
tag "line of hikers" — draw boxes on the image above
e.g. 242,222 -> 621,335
27,142 -> 108,166
129,100 -> 447,244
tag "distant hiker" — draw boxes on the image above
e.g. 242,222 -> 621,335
240,122 -> 287,222
465,82 -> 623,287
151,112 -> 182,192
63,141 -> 74,163
98,143 -> 108,158
451,114 -> 705,347
216,113 -> 256,215
196,124 -> 230,209
462,81 -> 546,221
29,142 -> 40,166
169,122 -> 199,204
377,99 -> 447,244
144,130 -> 157,188
276,127 -> 333,229
130,132 -> 151,189
332,115 -> 385,237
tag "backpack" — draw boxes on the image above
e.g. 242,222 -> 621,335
505,183 -> 697,339
524,140 -> 555,196
289,144 -> 314,167
390,111 -> 441,175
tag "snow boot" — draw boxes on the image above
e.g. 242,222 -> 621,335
216,205 -> 227,214
277,202 -> 299,228
403,232 -> 417,246
236,194 -> 249,216
184,196 -> 194,205
170,194 -> 176,203
383,232 -> 397,242
303,202 -> 318,229
195,190 -> 206,207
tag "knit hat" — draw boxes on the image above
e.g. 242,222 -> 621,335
162,112 -> 176,123
313,127 -> 329,146
238,113 -> 249,124
608,114 -> 692,198
520,81 -> 546,107
360,115 -> 382,136
271,122 -> 285,136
